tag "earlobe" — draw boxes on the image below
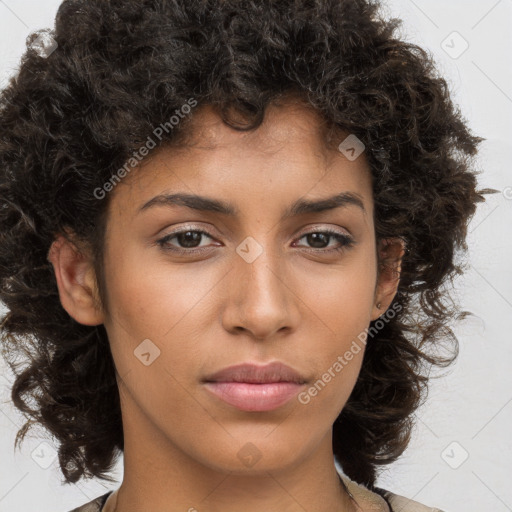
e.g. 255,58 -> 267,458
371,237 -> 406,321
47,233 -> 104,326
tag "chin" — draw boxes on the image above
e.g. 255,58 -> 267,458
188,433 -> 311,475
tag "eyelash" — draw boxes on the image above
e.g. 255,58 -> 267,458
155,226 -> 355,256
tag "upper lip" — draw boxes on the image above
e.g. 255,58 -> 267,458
203,361 -> 307,384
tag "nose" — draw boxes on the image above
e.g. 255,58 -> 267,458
221,243 -> 300,341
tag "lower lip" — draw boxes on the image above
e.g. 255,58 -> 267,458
203,381 -> 304,412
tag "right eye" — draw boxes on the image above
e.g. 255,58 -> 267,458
156,228 -> 219,255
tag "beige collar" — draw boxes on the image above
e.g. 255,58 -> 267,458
340,475 -> 390,512
101,489 -> 118,512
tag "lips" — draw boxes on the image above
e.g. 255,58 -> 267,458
202,362 -> 307,412
203,361 -> 307,385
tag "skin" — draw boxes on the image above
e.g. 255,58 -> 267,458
49,98 -> 404,512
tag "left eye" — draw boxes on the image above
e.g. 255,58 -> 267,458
293,230 -> 354,252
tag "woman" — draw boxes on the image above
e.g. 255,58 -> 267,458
0,1 -> 495,511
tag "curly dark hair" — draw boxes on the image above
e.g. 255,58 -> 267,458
0,0 -> 496,490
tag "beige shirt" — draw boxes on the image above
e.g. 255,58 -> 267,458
340,472 -> 446,511
69,469 -> 446,512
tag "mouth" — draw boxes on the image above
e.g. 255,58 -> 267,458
203,381 -> 305,412
202,361 -> 307,412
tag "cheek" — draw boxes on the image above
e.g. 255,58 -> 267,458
294,293 -> 369,422
300,250 -> 377,336
102,255 -> 208,426
103,248 -> 219,340
101,248 -> 223,400
294,253 -> 376,406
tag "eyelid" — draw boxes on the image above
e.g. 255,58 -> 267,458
295,224 -> 352,238
158,223 -> 218,239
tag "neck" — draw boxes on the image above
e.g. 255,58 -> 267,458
103,390 -> 357,512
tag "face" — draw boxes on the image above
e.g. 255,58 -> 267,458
52,99 -> 401,477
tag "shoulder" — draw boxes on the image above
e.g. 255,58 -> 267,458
338,469 -> 446,512
379,488 -> 447,512
67,491 -> 113,512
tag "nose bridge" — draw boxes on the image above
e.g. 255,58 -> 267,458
223,233 -> 297,339
239,238 -> 283,300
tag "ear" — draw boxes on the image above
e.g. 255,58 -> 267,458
47,233 -> 104,326
370,237 -> 406,321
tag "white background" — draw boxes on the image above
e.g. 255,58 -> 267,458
0,1 -> 511,511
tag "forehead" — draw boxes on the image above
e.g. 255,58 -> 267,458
174,100 -> 355,159
108,99 -> 373,219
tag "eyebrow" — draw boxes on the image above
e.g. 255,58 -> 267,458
139,191 -> 366,219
